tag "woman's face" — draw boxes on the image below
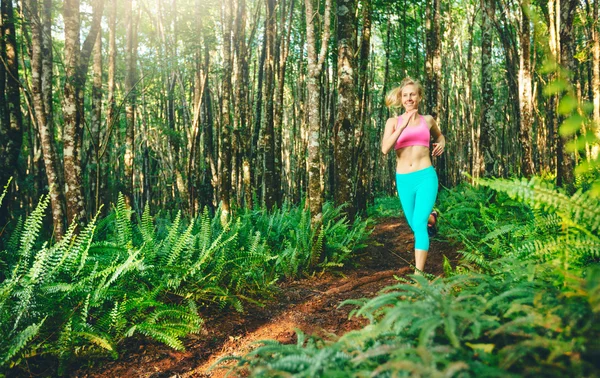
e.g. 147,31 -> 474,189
401,84 -> 421,111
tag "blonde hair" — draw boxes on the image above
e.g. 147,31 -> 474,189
385,77 -> 424,109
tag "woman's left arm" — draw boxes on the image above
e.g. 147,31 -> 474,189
427,115 -> 445,157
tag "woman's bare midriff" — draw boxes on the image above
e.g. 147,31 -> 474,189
395,145 -> 432,174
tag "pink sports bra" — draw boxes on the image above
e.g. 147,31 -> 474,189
394,114 -> 431,150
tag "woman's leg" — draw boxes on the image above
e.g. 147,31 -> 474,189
396,173 -> 416,230
411,168 -> 438,273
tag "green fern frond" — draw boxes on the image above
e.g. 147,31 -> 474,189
73,213 -> 100,276
0,318 -> 45,367
114,193 -> 133,247
7,215 -> 23,254
73,331 -> 116,353
17,195 -> 50,271
131,323 -> 186,350
162,222 -> 194,267
479,177 -> 600,233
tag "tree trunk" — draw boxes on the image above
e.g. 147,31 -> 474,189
425,0 -> 441,116
103,0 -> 117,207
233,0 -> 248,208
556,0 -> 577,190
479,0 -> 495,177
62,0 -> 104,227
0,0 -> 22,189
355,0 -> 371,214
263,0 -> 276,210
275,0 -> 295,206
304,0 -> 331,225
334,0 -> 356,219
220,0 -> 234,222
519,0 -> 535,177
593,0 -> 600,158
91,28 -> 102,214
124,0 -> 137,208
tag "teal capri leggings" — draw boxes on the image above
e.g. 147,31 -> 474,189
395,166 -> 438,251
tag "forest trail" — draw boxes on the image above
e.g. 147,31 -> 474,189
73,217 -> 460,378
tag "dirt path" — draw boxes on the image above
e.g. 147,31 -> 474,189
73,217 -> 459,378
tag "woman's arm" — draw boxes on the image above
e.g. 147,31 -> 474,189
381,109 -> 417,155
426,115 -> 445,157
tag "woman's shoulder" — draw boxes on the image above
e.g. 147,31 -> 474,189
385,116 -> 399,127
421,114 -> 436,127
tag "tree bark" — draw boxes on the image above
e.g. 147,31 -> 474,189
0,0 -> 22,189
334,0 -> 356,219
592,0 -> 600,158
304,0 -> 331,224
519,0 -> 535,177
556,0 -> 577,190
124,0 -> 137,208
62,0 -> 104,227
263,0 -> 276,210
91,28 -> 102,214
425,0 -> 441,116
220,0 -> 234,222
479,0 -> 496,177
355,0 -> 371,214
275,0 -> 294,206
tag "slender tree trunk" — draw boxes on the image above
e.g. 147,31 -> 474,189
0,0 -> 22,189
548,0 -> 559,173
355,0 -> 371,213
557,0 -> 577,189
91,29 -> 102,214
479,0 -> 495,177
304,0 -> 331,225
202,38 -> 216,211
233,0 -> 248,208
334,0 -> 356,219
425,0 -> 440,116
104,0 -> 117,207
378,13 -> 392,195
263,0 -> 276,209
251,25 -> 267,206
519,0 -> 535,177
24,0 -> 65,237
124,0 -> 137,208
62,0 -> 104,227
592,0 -> 600,158
220,0 -> 234,222
275,0 -> 294,206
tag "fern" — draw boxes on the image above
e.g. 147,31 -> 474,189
479,176 -> 600,234
114,193 -> 133,247
0,318 -> 44,367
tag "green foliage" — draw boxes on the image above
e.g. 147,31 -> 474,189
224,172 -> 600,377
0,191 -> 371,373
235,202 -> 372,279
367,196 -> 404,218
476,176 -> 600,267
225,260 -> 600,377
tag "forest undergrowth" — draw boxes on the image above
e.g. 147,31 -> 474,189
220,174 -> 600,377
0,186 -> 371,377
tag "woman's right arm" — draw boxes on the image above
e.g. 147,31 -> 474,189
381,118 -> 399,155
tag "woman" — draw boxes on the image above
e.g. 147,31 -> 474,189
381,77 -> 445,275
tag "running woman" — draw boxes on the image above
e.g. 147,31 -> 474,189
381,77 -> 446,275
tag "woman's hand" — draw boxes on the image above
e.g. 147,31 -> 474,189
432,138 -> 445,156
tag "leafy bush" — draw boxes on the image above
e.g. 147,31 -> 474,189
0,188 -> 371,374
